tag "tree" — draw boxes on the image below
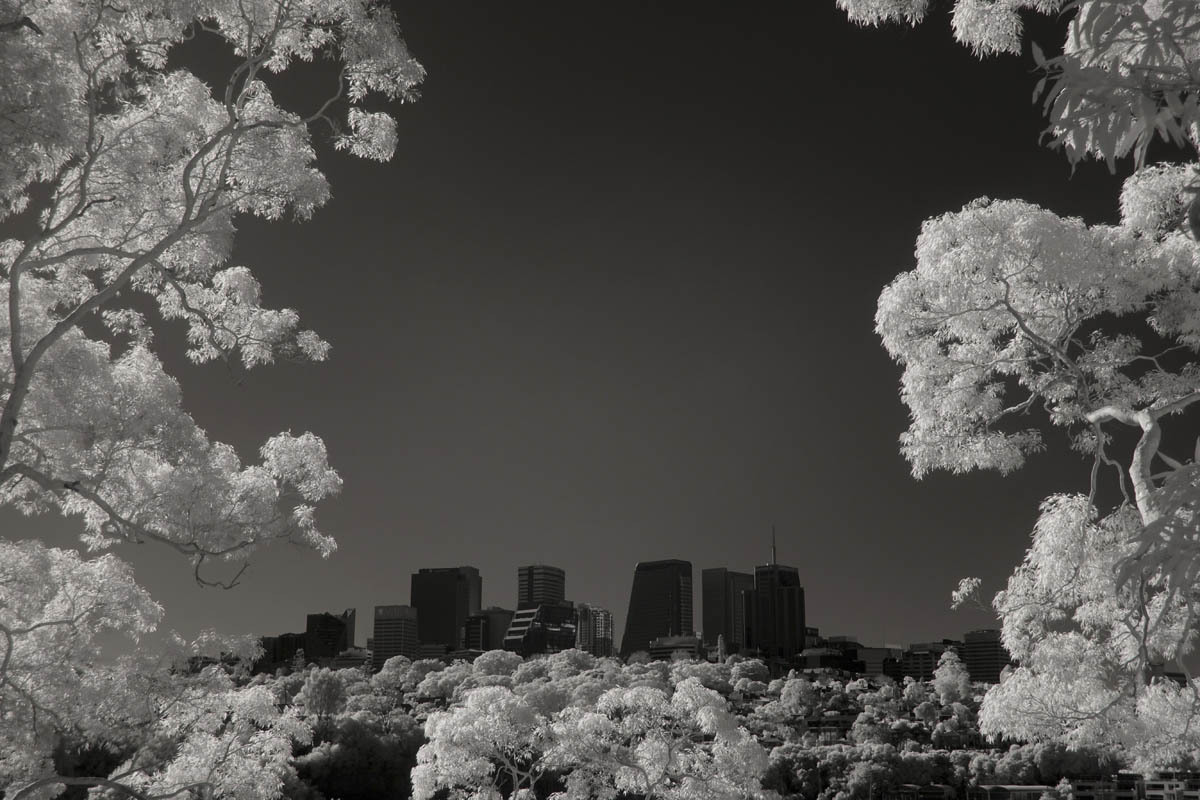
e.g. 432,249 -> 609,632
839,0 -> 1200,765
412,685 -> 553,800
0,0 -> 424,793
932,651 -> 970,706
546,678 -> 772,800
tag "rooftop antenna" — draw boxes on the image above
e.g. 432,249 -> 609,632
771,524 -> 777,566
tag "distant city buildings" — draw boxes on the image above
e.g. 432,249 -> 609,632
620,559 -> 694,658
518,564 -> 566,609
962,628 -> 1011,684
371,605 -> 419,671
575,603 -> 614,657
701,567 -> 753,653
411,566 -> 481,650
248,552 -> 1014,682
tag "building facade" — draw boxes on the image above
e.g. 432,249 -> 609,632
518,564 -> 566,609
305,609 -> 356,662
649,635 -> 702,661
746,561 -> 806,665
901,639 -> 962,682
464,606 -> 515,651
575,603 -> 614,657
620,559 -> 693,658
502,601 -> 577,657
701,567 -> 754,652
371,605 -> 419,672
410,566 -> 482,649
962,628 -> 1010,684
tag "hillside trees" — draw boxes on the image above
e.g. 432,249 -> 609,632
840,0 -> 1200,768
0,0 -> 423,794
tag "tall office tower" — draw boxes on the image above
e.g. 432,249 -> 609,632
464,606 -> 515,651
575,603 -> 614,657
371,605 -> 419,672
619,559 -> 693,658
518,565 -> 566,609
701,568 -> 754,652
411,566 -> 482,649
746,534 -> 805,665
962,629 -> 1010,684
305,608 -> 356,661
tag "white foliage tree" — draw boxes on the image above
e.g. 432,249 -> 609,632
411,685 -> 554,800
840,0 -> 1200,767
0,0 -> 424,793
546,678 -> 772,800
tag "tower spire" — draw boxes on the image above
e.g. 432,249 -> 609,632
771,524 -> 777,566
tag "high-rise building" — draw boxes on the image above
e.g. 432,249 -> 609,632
701,568 -> 754,652
305,608 -> 356,662
502,601 -> 577,657
464,606 -> 514,651
371,605 -> 419,672
411,566 -> 482,649
575,603 -> 614,657
619,559 -> 693,658
962,629 -> 1010,684
745,534 -> 805,668
518,564 -> 566,609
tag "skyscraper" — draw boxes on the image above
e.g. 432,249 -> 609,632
619,559 -> 693,658
371,605 -> 419,671
701,568 -> 753,652
518,564 -> 566,609
962,629 -> 1010,684
502,602 -> 577,657
411,566 -> 482,649
575,603 -> 614,657
305,608 -> 356,662
745,533 -> 805,667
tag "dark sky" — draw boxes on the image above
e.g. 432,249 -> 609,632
9,2 -> 1131,650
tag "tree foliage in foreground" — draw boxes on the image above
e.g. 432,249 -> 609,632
0,0 -> 422,794
840,0 -> 1200,769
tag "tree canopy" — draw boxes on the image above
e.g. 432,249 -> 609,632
0,0 -> 422,794
841,0 -> 1200,768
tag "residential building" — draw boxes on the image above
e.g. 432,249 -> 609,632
518,564 -> 566,609
464,606 -> 514,652
370,605 -> 419,672
701,567 -> 754,652
619,559 -> 693,658
503,601 -> 577,657
411,566 -> 482,649
962,628 -> 1011,684
576,603 -> 614,657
